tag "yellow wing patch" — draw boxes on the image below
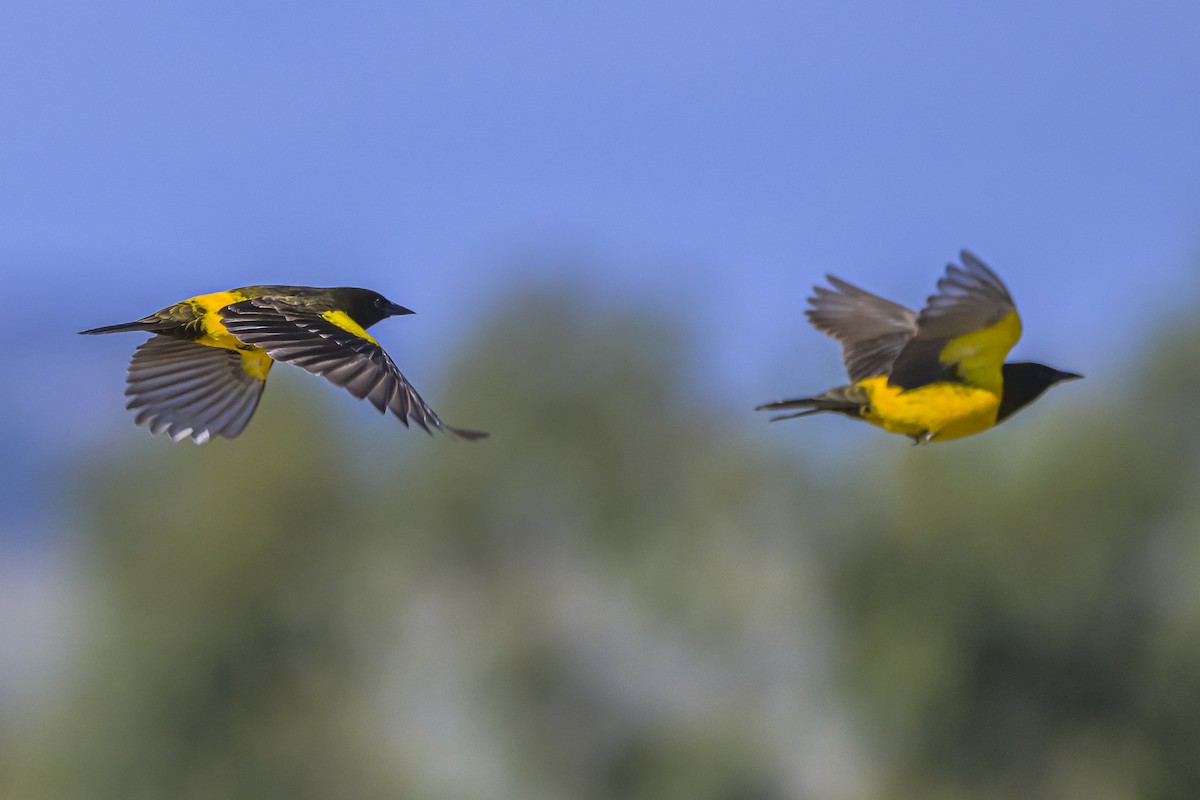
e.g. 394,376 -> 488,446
321,309 -> 380,345
186,290 -> 252,350
238,349 -> 273,381
937,310 -> 1022,393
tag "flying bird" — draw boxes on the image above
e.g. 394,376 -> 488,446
81,286 -> 488,443
756,251 -> 1080,443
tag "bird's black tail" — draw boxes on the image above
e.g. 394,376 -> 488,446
79,320 -> 159,335
755,386 -> 866,422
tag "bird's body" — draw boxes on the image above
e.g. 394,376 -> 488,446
81,286 -> 487,444
848,375 -> 1002,442
756,252 -> 1079,443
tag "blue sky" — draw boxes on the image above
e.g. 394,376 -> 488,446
3,1 -> 1200,537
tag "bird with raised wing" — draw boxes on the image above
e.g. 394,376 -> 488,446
756,251 -> 1080,443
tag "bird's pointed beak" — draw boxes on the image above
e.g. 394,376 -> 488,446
1057,370 -> 1084,382
385,302 -> 415,317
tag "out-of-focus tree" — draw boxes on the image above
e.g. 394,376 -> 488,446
346,288 -> 859,800
13,277 -> 1200,800
7,379 -> 412,799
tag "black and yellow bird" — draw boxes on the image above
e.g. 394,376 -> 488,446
81,286 -> 488,443
756,251 -> 1080,443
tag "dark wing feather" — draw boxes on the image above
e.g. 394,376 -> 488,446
886,250 -> 1019,389
805,276 -> 919,382
220,299 -> 487,440
124,335 -> 267,443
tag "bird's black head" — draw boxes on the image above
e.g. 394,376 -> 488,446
337,288 -> 415,329
996,362 -> 1082,424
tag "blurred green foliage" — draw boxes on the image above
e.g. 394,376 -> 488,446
5,285 -> 1200,799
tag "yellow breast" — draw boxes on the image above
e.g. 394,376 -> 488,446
857,375 -> 1001,442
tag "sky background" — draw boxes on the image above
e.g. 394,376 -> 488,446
3,0 -> 1200,536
